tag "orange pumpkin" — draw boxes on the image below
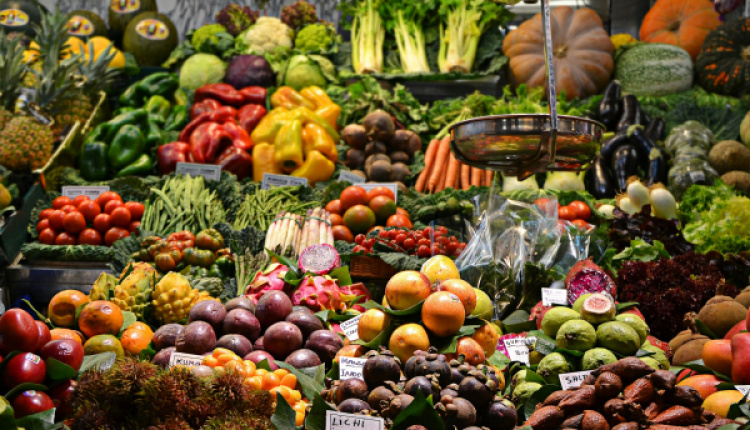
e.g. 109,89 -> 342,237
639,0 -> 721,61
503,7 -> 614,101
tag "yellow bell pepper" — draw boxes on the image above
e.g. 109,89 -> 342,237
252,143 -> 283,182
250,107 -> 289,144
315,104 -> 341,130
291,149 -> 335,186
302,122 -> 338,162
270,86 -> 315,110
274,119 -> 304,173
296,107 -> 340,142
300,86 -> 334,109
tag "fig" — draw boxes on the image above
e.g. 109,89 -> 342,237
404,376 -> 438,398
255,336 -> 265,351
285,348 -> 322,368
223,309 -> 261,341
305,330 -> 344,365
363,351 -> 401,389
153,347 -> 175,367
458,376 -> 493,409
442,397 -> 477,429
363,110 -> 395,142
483,400 -> 518,430
368,386 -> 395,410
152,324 -> 184,351
225,296 -> 256,313
338,398 -> 371,414
336,379 -> 369,404
175,321 -> 216,355
286,311 -> 324,340
255,291 -> 293,329
215,334 -> 253,357
263,322 -> 303,359
342,124 -> 367,150
188,300 -> 227,332
526,405 -> 565,430
243,350 -> 279,370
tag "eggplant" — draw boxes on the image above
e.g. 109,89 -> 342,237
616,95 -> 641,131
611,144 -> 639,192
589,155 -> 616,199
639,110 -> 651,129
598,130 -> 630,164
628,126 -> 668,185
645,117 -> 665,142
597,80 -> 621,131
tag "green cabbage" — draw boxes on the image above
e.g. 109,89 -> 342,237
179,54 -> 226,91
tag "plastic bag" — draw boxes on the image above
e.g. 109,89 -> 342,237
668,159 -> 719,200
663,120 -> 715,155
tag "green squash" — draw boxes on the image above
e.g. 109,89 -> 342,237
615,43 -> 694,97
66,9 -> 108,40
0,0 -> 47,37
108,0 -> 157,42
122,11 -> 177,67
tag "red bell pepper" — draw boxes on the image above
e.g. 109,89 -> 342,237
178,106 -> 237,142
189,122 -> 233,163
190,99 -> 222,119
239,86 -> 267,105
157,142 -> 190,174
195,83 -> 245,106
217,146 -> 253,180
238,104 -> 267,135
223,121 -> 254,152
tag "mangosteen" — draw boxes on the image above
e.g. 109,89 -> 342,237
363,110 -> 395,142
286,311 -> 324,340
224,296 -> 256,313
483,400 -> 518,430
362,351 -> 401,390
336,379 -> 369,404
404,350 -> 427,379
441,386 -> 459,399
338,398 -> 371,414
284,349 -> 322,368
458,376 -> 493,409
415,349 -> 451,387
342,124 -> 367,150
404,375 -> 439,398
440,397 -> 477,429
382,394 -> 414,419
368,386 -> 395,411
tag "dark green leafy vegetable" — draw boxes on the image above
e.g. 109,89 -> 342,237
22,243 -> 113,262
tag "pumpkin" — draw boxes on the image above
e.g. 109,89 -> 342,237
502,6 -> 614,101
639,0 -> 721,61
696,18 -> 750,96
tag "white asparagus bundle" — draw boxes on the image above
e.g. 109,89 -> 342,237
264,211 -> 285,254
325,211 -> 334,245
298,209 -> 313,255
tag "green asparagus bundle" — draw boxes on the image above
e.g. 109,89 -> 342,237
141,175 -> 226,235
233,187 -> 315,231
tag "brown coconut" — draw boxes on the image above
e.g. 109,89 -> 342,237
697,295 -> 748,338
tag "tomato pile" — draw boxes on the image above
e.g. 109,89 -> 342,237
326,185 -> 413,243
36,192 -> 144,246
534,198 -> 593,229
352,226 -> 467,258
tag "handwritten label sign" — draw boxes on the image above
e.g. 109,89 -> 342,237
169,351 -> 204,369
175,162 -> 222,181
61,186 -> 109,199
357,183 -> 399,203
261,173 -> 309,190
559,371 -> 593,390
338,170 -> 366,184
503,337 -> 536,366
326,410 -> 384,430
736,385 -> 750,397
340,315 -> 361,342
339,356 -> 367,381
542,288 -> 568,307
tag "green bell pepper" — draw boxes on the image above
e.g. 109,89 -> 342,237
116,154 -> 152,177
84,123 -> 109,146
208,264 -> 226,279
104,108 -> 147,142
138,72 -> 179,99
164,105 -> 188,132
108,124 -> 145,169
213,256 -> 234,277
182,247 -> 216,267
119,84 -> 141,107
174,88 -> 190,106
79,141 -> 110,181
113,106 -> 136,116
146,119 -> 163,149
145,95 -> 171,124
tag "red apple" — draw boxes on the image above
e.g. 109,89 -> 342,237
48,379 -> 76,419
34,321 -> 51,352
0,309 -> 39,354
39,339 -> 84,372
2,352 -> 46,389
12,390 -> 55,418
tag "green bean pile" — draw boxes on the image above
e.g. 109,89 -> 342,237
233,187 -> 315,231
142,175 -> 226,235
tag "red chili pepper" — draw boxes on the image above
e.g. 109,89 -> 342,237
238,104 -> 267,135
223,121 -> 254,152
239,86 -> 267,105
157,142 -> 190,175
195,83 -> 245,106
190,122 -> 233,163
216,146 -> 253,180
190,99 -> 222,119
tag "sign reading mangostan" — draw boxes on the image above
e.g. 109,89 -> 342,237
339,356 -> 367,381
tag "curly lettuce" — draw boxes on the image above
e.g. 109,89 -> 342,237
681,181 -> 750,254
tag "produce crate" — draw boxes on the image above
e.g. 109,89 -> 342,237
350,255 -> 398,280
0,183 -> 45,265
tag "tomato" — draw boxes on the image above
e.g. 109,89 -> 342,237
109,207 -> 132,228
104,227 -> 130,246
38,228 -> 57,245
324,199 -> 342,216
417,245 -> 431,258
62,211 -> 86,234
92,213 -> 111,232
55,232 -> 77,246
329,213 -> 343,226
568,201 -> 591,222
36,219 -> 50,233
354,234 -> 365,245
103,200 -> 123,214
128,221 -> 141,233
75,201 -> 99,222
332,225 -> 354,243
558,205 -> 576,221
534,197 -> 552,207
72,195 -> 90,206
95,191 -> 122,209
403,237 -> 416,250
78,228 -> 102,245
52,196 -> 73,210
48,210 -> 65,231
386,214 -> 412,229
39,209 -> 54,220
61,205 -> 78,213
339,186 -> 369,212
367,186 -> 396,202
395,208 -> 410,219
571,219 -> 590,229
124,202 -> 145,221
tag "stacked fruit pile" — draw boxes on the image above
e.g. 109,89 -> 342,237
352,226 -> 467,258
327,185 -> 413,242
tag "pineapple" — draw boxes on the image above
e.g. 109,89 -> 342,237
62,41 -> 121,127
0,32 -> 27,131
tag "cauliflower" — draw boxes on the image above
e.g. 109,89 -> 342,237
236,17 -> 294,56
294,23 -> 334,53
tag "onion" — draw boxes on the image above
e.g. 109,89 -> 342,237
616,195 -> 638,215
649,185 -> 677,220
626,177 -> 650,211
598,204 -> 616,219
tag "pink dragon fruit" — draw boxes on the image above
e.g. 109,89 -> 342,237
529,301 -> 553,330
339,282 -> 372,308
291,275 -> 343,311
244,263 -> 290,304
299,244 -> 340,275
564,259 -> 616,306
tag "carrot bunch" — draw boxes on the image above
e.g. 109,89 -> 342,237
415,136 -> 494,193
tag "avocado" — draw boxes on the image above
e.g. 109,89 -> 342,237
0,0 -> 47,37
122,11 -> 177,67
66,10 -> 108,39
108,0 -> 157,42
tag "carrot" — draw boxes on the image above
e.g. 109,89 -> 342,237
445,152 -> 460,190
485,170 -> 494,187
471,167 -> 482,187
416,139 -> 439,192
428,136 -> 451,191
460,164 -> 471,190
435,161 -> 448,192
415,169 -> 428,192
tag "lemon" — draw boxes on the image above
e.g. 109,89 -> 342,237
23,41 -> 40,63
64,36 -> 86,58
420,255 -> 460,285
109,49 -> 125,68
471,288 -> 493,320
88,36 -> 113,55
0,185 -> 12,210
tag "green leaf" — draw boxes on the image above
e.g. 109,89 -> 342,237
615,302 -> 639,312
717,382 -> 739,391
523,370 -> 547,385
255,359 -> 272,371
4,383 -> 48,401
119,311 -> 137,335
14,408 -> 59,430
45,358 -> 77,381
329,266 -> 353,286
354,324 -> 395,349
78,352 -> 117,375
682,360 -> 731,381
271,392 -> 297,430
275,362 -> 324,402
267,248 -> 299,276
488,351 -> 510,368
431,325 -> 481,354
523,384 -> 560,420
362,298 -> 425,317
391,390 -> 445,430
527,330 -> 556,356
502,310 -> 537,334
139,342 -> 157,361
326,360 -> 340,380
303,393 -> 337,430
695,319 -> 719,339
635,349 -> 656,358
21,300 -> 54,328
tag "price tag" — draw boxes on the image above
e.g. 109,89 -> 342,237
61,186 -> 110,199
175,162 -> 222,181
357,183 -> 399,203
689,170 -> 706,183
261,173 -> 309,190
169,351 -> 204,368
339,356 -> 367,381
339,170 -> 366,183
736,385 -> 750,397
326,410 -> 384,430
542,288 -> 569,307
340,315 -> 361,342
503,337 -> 536,366
559,371 -> 593,390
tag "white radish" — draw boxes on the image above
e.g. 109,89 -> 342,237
650,185 -> 678,220
626,177 -> 650,212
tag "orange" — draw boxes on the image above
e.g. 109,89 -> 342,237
388,323 -> 430,363
48,290 -> 89,327
472,322 -> 500,357
50,328 -> 84,344
120,328 -> 152,355
703,390 -> 746,418
280,373 -> 298,389
78,300 -> 124,338
385,271 -> 432,310
678,374 -> 723,400
702,339 -> 733,377
334,344 -> 367,363
422,292 -> 465,337
447,337 -> 485,366
358,309 -> 392,342
127,321 -> 154,336
261,372 -> 281,390
438,279 -> 476,315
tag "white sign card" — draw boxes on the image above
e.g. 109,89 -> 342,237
261,173 -> 309,190
356,183 -> 399,203
340,315 -> 361,342
168,351 -> 204,368
542,288 -> 568,307
338,170 -> 366,184
559,371 -> 594,390
503,337 -> 536,366
175,162 -> 222,181
325,410 -> 384,430
339,356 -> 367,381
736,385 -> 750,397
61,186 -> 110,199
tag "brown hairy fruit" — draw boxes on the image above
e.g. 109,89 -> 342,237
651,406 -> 701,426
648,370 -> 677,391
558,385 -> 597,414
544,390 -> 576,406
525,406 -> 565,430
581,410 -> 610,430
611,423 -> 639,430
595,372 -> 624,399
597,357 -> 655,382
624,378 -> 655,405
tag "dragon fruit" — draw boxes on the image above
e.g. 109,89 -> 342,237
338,282 -> 372,308
564,259 -> 616,306
529,300 -> 552,330
291,275 -> 343,311
299,244 -> 340,275
245,263 -> 290,304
